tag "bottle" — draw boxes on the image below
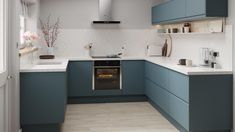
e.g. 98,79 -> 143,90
162,39 -> 168,57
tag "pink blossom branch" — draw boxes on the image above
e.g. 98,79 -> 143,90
40,16 -> 60,47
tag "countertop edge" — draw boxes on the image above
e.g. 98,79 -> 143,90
20,57 -> 233,75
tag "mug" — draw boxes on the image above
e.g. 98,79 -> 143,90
186,60 -> 193,67
184,27 -> 190,33
179,59 -> 186,65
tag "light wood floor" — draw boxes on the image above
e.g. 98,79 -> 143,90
62,102 -> 178,132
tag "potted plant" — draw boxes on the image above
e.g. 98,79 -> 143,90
40,16 -> 60,55
22,31 -> 38,47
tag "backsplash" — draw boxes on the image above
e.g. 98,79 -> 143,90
166,25 -> 232,69
41,29 -> 162,57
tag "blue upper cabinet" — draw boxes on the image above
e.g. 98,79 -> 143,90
186,0 -> 228,18
152,0 -> 186,24
152,0 -> 228,24
186,0 -> 205,17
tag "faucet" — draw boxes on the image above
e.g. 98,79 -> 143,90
87,43 -> 93,57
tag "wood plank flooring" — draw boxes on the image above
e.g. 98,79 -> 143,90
62,102 -> 178,132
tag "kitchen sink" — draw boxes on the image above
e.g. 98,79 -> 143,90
36,62 -> 63,65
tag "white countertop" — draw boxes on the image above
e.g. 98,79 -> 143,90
20,56 -> 233,75
20,59 -> 69,73
145,57 -> 232,75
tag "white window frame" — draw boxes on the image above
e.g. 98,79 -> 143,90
0,0 -> 7,74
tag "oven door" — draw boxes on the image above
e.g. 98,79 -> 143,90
93,67 -> 121,90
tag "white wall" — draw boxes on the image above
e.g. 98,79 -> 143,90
40,0 -> 162,29
38,0 -> 163,57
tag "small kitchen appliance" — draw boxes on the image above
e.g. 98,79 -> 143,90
199,48 -> 210,66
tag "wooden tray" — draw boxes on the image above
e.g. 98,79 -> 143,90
39,55 -> 55,59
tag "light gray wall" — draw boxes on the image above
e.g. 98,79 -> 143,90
39,0 -> 162,29
9,0 -> 21,132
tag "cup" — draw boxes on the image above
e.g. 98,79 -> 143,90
165,28 -> 171,33
179,59 -> 186,65
186,60 -> 193,67
184,27 -> 190,33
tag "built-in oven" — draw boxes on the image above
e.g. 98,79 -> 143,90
93,60 -> 122,90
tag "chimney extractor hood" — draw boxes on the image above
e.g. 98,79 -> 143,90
93,0 -> 121,24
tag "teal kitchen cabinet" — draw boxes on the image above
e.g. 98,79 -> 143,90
145,61 -> 169,90
145,79 -> 170,113
152,0 -> 186,24
169,93 -> 189,130
186,0 -> 205,17
186,0 -> 228,18
189,75 -> 233,131
68,61 -> 93,97
144,61 -> 232,132
168,70 -> 189,103
122,60 -> 144,95
152,0 -> 228,24
20,72 -> 67,132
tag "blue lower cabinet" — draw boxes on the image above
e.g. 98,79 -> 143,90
68,61 -> 93,97
169,93 -> 189,131
189,75 -> 233,132
145,61 -> 169,90
145,79 -> 170,113
144,62 -> 232,132
122,60 -> 144,95
169,70 -> 189,103
20,72 -> 67,132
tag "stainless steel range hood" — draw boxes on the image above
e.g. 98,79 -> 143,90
93,0 -> 121,24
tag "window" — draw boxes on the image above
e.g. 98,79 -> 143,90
20,15 -> 26,45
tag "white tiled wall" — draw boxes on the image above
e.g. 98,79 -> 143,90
46,29 -> 163,57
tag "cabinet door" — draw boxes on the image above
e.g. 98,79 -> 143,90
186,0 -> 205,17
169,93 -> 189,130
166,0 -> 186,20
145,79 -> 170,113
20,72 -> 67,124
68,61 -> 93,97
169,70 -> 189,103
152,4 -> 166,23
152,0 -> 186,23
122,61 -> 144,95
145,62 -> 169,90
